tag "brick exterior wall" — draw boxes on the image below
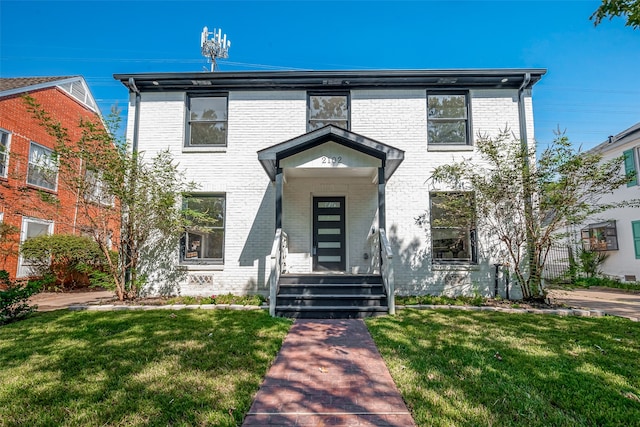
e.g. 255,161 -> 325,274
130,87 -> 535,298
0,86 -> 116,278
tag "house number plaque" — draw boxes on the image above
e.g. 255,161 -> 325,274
321,156 -> 342,165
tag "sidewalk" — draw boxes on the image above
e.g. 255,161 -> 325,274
548,287 -> 640,321
242,319 -> 416,427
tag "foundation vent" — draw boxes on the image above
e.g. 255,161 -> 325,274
188,274 -> 214,286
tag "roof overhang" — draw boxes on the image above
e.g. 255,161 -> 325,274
257,126 -> 405,181
114,68 -> 546,92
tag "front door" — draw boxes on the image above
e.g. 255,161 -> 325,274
313,196 -> 346,271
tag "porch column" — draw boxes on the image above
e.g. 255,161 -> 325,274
275,168 -> 283,230
378,167 -> 386,231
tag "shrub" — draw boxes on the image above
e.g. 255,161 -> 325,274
574,276 -> 640,291
578,248 -> 609,278
0,270 -> 42,324
20,234 -> 113,290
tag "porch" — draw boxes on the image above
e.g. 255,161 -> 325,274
257,126 -> 404,318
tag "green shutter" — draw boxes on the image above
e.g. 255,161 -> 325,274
623,149 -> 638,187
633,221 -> 640,259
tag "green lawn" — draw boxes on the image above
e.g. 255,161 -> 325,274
367,309 -> 640,427
0,309 -> 291,427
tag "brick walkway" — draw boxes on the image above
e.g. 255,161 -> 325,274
242,319 -> 415,427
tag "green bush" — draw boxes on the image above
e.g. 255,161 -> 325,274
20,234 -> 113,290
574,276 -> 640,291
0,270 -> 42,324
578,248 -> 609,278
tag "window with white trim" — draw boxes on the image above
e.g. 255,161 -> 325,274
185,95 -> 228,147
180,194 -> 225,264
427,92 -> 470,145
430,192 -> 476,262
17,217 -> 54,277
0,129 -> 10,178
307,93 -> 349,131
27,142 -> 58,191
84,169 -> 114,206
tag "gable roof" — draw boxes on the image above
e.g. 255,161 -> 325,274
258,125 -> 405,181
590,121 -> 640,154
0,76 -> 99,113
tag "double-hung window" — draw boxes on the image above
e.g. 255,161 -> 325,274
430,192 -> 476,262
84,169 -> 114,206
0,129 -> 9,178
181,194 -> 225,264
307,93 -> 349,131
17,217 -> 54,277
27,142 -> 58,191
186,95 -> 228,147
427,92 -> 470,145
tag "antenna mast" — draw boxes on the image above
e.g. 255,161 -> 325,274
201,26 -> 231,72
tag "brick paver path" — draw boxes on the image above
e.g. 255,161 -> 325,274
242,319 -> 415,427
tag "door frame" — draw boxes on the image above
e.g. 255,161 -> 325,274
312,195 -> 347,272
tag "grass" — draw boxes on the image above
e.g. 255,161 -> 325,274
396,294 -> 485,307
0,309 -> 291,427
367,309 -> 640,427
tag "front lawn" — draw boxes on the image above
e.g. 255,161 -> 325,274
367,310 -> 640,427
0,309 -> 291,426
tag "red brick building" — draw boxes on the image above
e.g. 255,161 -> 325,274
0,76 -> 118,278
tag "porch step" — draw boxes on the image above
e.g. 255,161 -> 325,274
275,274 -> 388,319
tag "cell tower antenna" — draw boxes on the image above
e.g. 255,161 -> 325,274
200,26 -> 231,72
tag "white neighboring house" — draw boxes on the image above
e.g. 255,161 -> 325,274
580,122 -> 640,282
114,69 -> 546,316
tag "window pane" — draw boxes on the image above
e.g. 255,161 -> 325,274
430,192 -> 475,262
27,143 -> 58,190
308,95 -> 348,130
187,97 -> 227,147
309,96 -> 348,120
318,228 -> 341,235
182,195 -> 225,263
432,228 -> 470,260
190,122 -> 226,146
190,97 -> 227,121
318,215 -> 341,221
0,131 -> 7,176
318,201 -> 340,208
318,241 -> 341,248
428,121 -> 467,144
26,221 -> 50,239
428,95 -> 466,119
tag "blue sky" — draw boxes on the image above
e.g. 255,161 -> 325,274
1,0 -> 639,151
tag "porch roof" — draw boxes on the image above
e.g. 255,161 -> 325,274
257,125 -> 405,181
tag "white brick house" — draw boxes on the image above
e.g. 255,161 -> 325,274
115,69 -> 546,316
579,122 -> 640,282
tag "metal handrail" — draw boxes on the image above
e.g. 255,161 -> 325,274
379,229 -> 395,315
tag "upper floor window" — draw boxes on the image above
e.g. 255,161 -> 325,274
84,169 -> 114,206
427,92 -> 470,145
430,192 -> 476,262
0,129 -> 9,178
581,221 -> 618,251
623,147 -> 639,187
27,142 -> 58,191
186,95 -> 228,147
308,93 -> 349,131
180,194 -> 226,264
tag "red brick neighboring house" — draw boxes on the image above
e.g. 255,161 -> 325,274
0,76 -> 117,279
